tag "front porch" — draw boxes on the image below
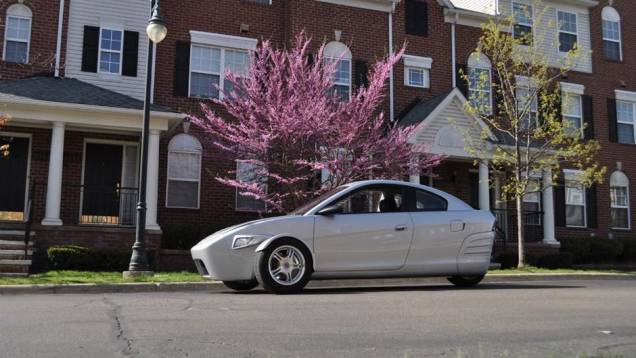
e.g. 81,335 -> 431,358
0,77 -> 182,274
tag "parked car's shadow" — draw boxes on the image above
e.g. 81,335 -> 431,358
222,282 -> 583,295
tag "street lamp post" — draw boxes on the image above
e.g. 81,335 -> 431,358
124,0 -> 167,278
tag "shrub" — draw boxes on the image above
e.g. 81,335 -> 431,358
161,224 -> 226,250
535,252 -> 574,269
495,252 -> 519,269
589,239 -> 623,263
619,239 -> 636,262
47,245 -> 91,270
559,237 -> 592,263
47,245 -> 154,271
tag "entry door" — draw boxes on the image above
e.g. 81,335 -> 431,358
313,185 -> 414,272
0,136 -> 29,221
82,143 -> 123,222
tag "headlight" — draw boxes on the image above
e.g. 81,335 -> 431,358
232,235 -> 262,249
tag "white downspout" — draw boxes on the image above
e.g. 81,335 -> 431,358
388,8 -> 395,121
54,0 -> 65,77
451,13 -> 458,87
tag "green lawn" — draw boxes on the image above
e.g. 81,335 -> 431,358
0,270 -> 204,286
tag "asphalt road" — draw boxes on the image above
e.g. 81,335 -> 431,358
1,278 -> 636,358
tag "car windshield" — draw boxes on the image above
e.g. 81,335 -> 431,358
291,186 -> 348,215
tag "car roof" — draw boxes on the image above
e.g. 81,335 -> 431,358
314,180 -> 474,212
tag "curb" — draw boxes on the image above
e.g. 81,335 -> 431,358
1,273 -> 635,295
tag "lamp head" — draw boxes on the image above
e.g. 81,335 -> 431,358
146,4 -> 167,43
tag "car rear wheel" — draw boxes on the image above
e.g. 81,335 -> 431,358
255,238 -> 312,294
448,274 -> 485,287
222,279 -> 259,291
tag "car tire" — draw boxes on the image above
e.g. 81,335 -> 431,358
222,279 -> 259,291
255,238 -> 312,294
447,274 -> 485,287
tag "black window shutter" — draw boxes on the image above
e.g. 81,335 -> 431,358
354,59 -> 369,89
608,98 -> 618,143
456,63 -> 468,98
586,184 -> 597,228
306,53 -> 315,68
405,0 -> 428,37
122,31 -> 139,77
81,26 -> 100,73
174,41 -> 191,97
554,179 -> 566,227
582,95 -> 594,139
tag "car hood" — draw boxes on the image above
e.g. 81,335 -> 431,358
191,215 -> 310,250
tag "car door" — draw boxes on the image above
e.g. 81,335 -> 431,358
313,185 -> 414,272
405,188 -> 466,275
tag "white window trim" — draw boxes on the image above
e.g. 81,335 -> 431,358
602,7 -> 622,61
610,187 -> 631,230
564,169 -> 587,228
3,12 -> 32,63
556,9 -> 579,54
616,100 -> 636,145
561,90 -> 584,138
403,55 -> 432,89
188,45 -> 251,100
512,2 -> 533,41
97,26 -> 124,75
165,136 -> 202,210
189,31 -> 257,51
616,90 -> 636,103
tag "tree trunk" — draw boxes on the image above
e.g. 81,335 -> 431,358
516,193 -> 525,268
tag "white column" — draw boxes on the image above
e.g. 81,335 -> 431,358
409,174 -> 420,184
42,122 -> 65,226
145,129 -> 161,231
542,169 -> 558,245
478,160 -> 490,211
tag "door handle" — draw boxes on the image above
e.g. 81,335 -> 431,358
395,225 -> 407,231
450,220 -> 465,232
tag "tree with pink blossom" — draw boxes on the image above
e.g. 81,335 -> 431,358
191,33 -> 442,214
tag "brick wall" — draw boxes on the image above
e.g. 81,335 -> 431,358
0,0 -> 68,80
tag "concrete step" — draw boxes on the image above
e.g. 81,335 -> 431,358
0,230 -> 35,237
0,259 -> 32,265
0,240 -> 34,250
0,249 -> 33,256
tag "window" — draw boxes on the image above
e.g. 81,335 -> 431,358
602,7 -> 622,61
189,45 -> 249,99
617,100 -> 635,144
403,55 -> 432,88
3,4 -> 32,64
562,92 -> 583,137
331,186 -> 406,214
467,53 -> 492,114
413,190 -> 447,211
557,10 -> 578,53
513,2 -> 533,45
324,41 -> 352,101
236,160 -> 267,212
565,170 -> 586,228
516,86 -> 538,130
610,171 -> 630,229
166,134 -> 202,209
98,28 -> 123,74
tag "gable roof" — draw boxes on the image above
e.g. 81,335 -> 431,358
0,77 -> 175,113
398,89 -> 454,128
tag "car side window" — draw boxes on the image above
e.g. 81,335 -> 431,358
413,189 -> 447,212
333,186 -> 405,214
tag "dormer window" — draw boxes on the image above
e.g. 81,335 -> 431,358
3,4 -> 32,64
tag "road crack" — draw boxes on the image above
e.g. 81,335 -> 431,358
103,296 -> 137,356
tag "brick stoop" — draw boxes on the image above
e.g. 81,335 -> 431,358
0,231 -> 35,277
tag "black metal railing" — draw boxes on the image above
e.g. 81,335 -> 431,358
492,209 -> 544,246
61,184 -> 139,227
23,179 -> 35,257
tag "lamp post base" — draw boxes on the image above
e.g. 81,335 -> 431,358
122,270 -> 155,279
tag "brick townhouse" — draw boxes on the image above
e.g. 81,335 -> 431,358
0,0 -> 634,274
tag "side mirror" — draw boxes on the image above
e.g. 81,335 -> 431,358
317,205 -> 343,216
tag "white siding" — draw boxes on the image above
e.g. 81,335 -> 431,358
415,98 -> 481,145
65,0 -> 150,100
500,0 -> 593,74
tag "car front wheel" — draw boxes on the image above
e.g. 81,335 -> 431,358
255,238 -> 312,294
222,279 -> 259,291
447,274 -> 485,287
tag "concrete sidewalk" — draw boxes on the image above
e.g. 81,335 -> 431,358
1,273 -> 635,295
